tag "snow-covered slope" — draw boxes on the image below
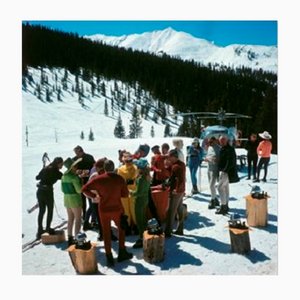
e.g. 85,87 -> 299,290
85,27 -> 277,73
22,67 -> 179,148
21,67 -> 277,277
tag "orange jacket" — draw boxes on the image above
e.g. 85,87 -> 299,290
257,140 -> 272,158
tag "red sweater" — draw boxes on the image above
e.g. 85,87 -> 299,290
151,153 -> 171,181
169,160 -> 186,193
81,172 -> 128,213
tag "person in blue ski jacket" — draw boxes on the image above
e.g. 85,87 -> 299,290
187,137 -> 204,194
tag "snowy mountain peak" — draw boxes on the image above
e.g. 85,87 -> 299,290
85,27 -> 277,73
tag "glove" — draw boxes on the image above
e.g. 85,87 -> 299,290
120,214 -> 129,230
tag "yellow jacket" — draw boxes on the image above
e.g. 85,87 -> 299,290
117,163 -> 138,192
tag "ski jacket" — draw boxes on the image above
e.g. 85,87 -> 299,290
151,153 -> 170,181
166,159 -> 186,194
132,175 -> 150,206
218,143 -> 240,183
187,145 -> 203,167
61,172 -> 82,203
257,140 -> 272,158
218,144 -> 237,174
72,153 -> 95,183
117,163 -> 138,191
36,166 -> 62,188
81,172 -> 128,213
245,140 -> 259,157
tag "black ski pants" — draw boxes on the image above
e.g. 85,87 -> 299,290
37,187 -> 54,232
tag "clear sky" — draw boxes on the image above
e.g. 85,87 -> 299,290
25,20 -> 277,47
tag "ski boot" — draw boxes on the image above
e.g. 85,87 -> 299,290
117,247 -> 133,262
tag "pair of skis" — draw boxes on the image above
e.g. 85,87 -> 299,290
22,220 -> 67,253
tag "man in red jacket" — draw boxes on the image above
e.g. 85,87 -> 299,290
81,160 -> 133,267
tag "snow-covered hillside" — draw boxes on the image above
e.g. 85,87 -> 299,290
22,66 -> 277,277
22,66 -> 180,148
85,27 -> 277,73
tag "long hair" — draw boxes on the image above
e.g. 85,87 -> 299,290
49,157 -> 63,169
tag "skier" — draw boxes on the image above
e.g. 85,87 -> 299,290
132,159 -> 151,248
35,157 -> 64,239
72,145 -> 95,221
164,149 -> 186,237
204,137 -> 221,209
61,157 -> 83,246
117,152 -> 139,235
187,138 -> 204,194
82,159 -> 133,267
245,133 -> 259,180
254,131 -> 272,183
216,135 -> 238,215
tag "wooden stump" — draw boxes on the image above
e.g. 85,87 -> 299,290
245,194 -> 269,227
151,187 -> 169,222
229,228 -> 251,254
68,243 -> 98,274
41,230 -> 65,244
143,231 -> 165,263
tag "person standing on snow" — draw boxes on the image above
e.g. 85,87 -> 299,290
187,138 -> 204,194
35,157 -> 64,239
216,135 -> 239,215
61,157 -> 83,246
131,159 -> 151,248
204,137 -> 221,209
245,133 -> 259,180
172,139 -> 185,163
117,152 -> 139,235
254,131 -> 272,183
164,149 -> 186,237
82,160 -> 133,267
72,145 -> 95,221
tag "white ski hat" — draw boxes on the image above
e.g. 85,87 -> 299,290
259,131 -> 272,140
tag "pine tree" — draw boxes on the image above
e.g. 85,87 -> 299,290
129,105 -> 143,138
101,82 -> 106,97
80,131 -> 84,140
88,128 -> 95,141
104,99 -> 109,116
57,88 -> 62,101
151,125 -> 155,138
164,123 -> 172,137
114,114 -> 126,138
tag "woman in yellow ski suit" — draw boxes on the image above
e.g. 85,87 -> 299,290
117,152 -> 139,234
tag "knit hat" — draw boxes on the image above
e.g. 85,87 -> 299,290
133,158 -> 149,170
64,157 -> 82,173
259,131 -> 272,140
135,144 -> 150,157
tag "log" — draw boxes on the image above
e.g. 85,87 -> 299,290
151,187 -> 169,222
229,227 -> 251,254
143,230 -> 165,263
68,243 -> 98,274
245,194 -> 269,227
41,230 -> 65,244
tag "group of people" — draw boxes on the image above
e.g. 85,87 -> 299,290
34,130 -> 272,267
35,141 -> 187,267
244,131 -> 273,183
